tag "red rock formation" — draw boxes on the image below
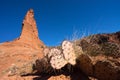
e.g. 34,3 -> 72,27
0,9 -> 45,79
17,9 -> 44,49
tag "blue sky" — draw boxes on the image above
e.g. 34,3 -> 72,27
0,0 -> 120,46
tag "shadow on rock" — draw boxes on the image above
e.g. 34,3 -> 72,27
33,74 -> 51,80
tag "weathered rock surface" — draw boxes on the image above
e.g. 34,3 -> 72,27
74,32 -> 120,80
76,54 -> 93,76
94,59 -> 120,80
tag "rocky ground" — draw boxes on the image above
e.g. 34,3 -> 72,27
0,9 -> 120,80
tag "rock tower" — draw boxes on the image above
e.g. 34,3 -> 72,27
17,9 -> 44,49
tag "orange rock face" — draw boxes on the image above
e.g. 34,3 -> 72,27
0,9 -> 45,79
17,9 -> 44,49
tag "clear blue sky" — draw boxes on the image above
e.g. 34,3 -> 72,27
0,0 -> 120,46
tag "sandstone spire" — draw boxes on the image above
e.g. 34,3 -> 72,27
18,9 -> 44,49
20,9 -> 38,39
